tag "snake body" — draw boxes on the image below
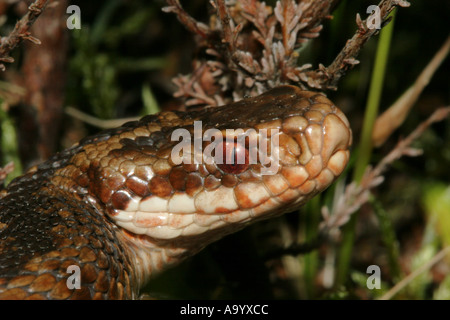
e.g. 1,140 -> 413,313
0,85 -> 351,299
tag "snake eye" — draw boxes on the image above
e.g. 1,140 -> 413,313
215,140 -> 249,174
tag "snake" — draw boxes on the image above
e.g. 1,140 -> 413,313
0,85 -> 351,299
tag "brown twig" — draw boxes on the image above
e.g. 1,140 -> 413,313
214,0 -> 235,54
378,246 -> 450,300
308,0 -> 411,90
162,0 -> 210,39
0,0 -> 49,71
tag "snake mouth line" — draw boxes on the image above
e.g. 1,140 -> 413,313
110,149 -> 350,243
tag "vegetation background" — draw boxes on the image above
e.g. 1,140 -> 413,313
0,0 -> 448,299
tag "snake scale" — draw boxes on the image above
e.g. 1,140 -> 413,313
0,85 -> 351,299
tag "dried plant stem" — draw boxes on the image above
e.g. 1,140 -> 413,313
311,0 -> 410,90
369,107 -> 450,178
65,107 -> 140,130
0,0 -> 49,71
162,0 -> 210,39
214,0 -> 234,53
378,246 -> 450,300
372,36 -> 450,146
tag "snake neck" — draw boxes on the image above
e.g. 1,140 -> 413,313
118,236 -> 211,293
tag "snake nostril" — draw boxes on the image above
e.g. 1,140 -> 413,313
321,113 -> 352,165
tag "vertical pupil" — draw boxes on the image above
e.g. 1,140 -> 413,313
231,146 -> 236,164
217,140 -> 249,174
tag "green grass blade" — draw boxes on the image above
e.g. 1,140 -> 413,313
335,10 -> 397,289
